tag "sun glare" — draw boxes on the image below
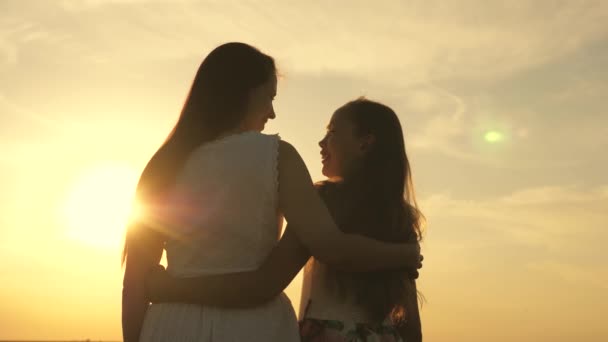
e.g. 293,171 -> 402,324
63,163 -> 140,250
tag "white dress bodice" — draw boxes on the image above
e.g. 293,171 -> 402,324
140,132 -> 299,342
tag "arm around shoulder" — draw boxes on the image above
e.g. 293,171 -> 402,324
277,140 -> 419,271
146,225 -> 310,308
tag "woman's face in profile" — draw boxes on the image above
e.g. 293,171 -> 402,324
242,74 -> 277,132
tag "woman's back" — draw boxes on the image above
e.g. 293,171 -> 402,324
140,132 -> 299,342
163,132 -> 280,276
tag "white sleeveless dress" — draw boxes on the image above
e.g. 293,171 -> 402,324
139,132 -> 300,342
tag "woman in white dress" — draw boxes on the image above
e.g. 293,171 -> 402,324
121,42 -> 421,342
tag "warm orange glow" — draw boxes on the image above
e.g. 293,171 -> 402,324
63,163 -> 140,250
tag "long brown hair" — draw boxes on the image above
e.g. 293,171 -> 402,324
318,97 -> 424,324
122,42 -> 276,265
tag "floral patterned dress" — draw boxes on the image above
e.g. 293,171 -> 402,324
298,255 -> 406,342
299,315 -> 402,342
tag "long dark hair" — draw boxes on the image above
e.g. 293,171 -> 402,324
318,97 -> 424,324
122,42 -> 276,264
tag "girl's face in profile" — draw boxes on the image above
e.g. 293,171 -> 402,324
241,74 -> 277,132
319,109 -> 368,181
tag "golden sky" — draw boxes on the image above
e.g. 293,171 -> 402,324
1,1 -> 607,341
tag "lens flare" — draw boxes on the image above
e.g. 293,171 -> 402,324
484,130 -> 504,143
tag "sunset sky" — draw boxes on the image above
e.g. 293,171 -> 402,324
1,1 -> 607,341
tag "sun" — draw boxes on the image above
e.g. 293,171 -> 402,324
63,163 -> 140,249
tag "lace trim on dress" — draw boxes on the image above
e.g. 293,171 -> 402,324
271,134 -> 281,210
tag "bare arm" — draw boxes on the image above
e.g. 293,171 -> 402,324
122,225 -> 164,342
278,140 -> 419,271
146,226 -> 310,308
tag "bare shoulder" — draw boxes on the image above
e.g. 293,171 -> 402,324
278,140 -> 298,161
278,140 -> 306,171
277,139 -> 315,201
278,141 -> 326,194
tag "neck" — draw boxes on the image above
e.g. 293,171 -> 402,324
327,176 -> 344,183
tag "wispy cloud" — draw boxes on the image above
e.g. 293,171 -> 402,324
0,18 -> 24,67
397,78 -> 608,168
403,84 -> 477,159
526,260 -> 608,291
422,185 -> 608,252
3,1 -> 607,83
501,185 -> 608,205
0,13 -> 73,68
60,0 -> 196,9
0,92 -> 94,138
